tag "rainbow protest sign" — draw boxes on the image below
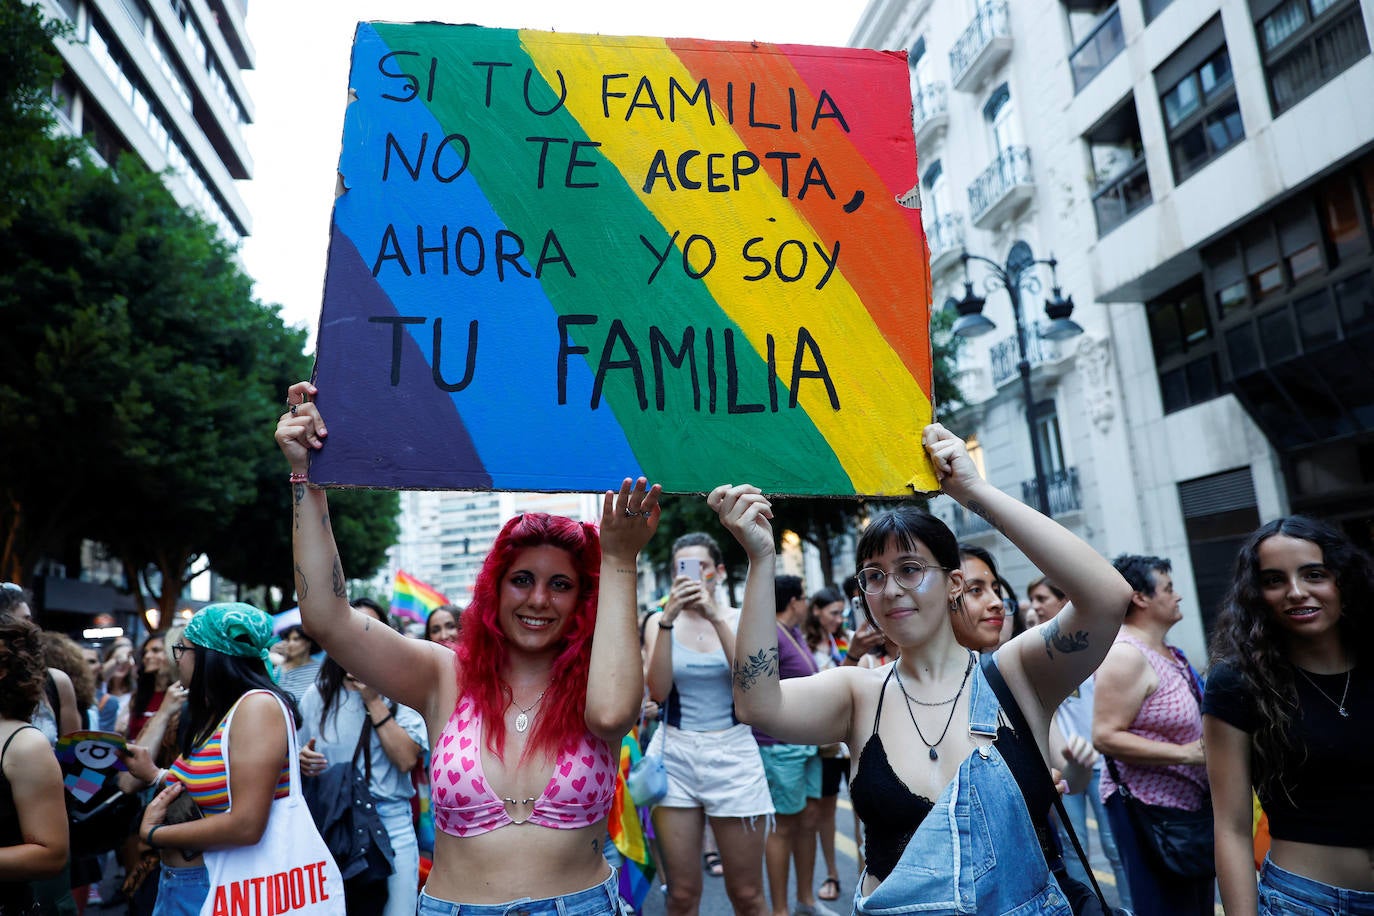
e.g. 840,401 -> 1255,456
310,23 -> 934,496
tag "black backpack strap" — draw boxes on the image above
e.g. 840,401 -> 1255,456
981,656 -> 1114,912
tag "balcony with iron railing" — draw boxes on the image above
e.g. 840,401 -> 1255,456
951,1 -> 1013,92
912,82 -> 949,150
1020,467 -> 1083,516
1092,157 -> 1152,236
949,503 -> 994,538
1070,5 -> 1125,92
989,329 -> 1061,388
968,144 -> 1034,228
927,213 -> 966,274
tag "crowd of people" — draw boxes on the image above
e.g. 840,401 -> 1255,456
0,382 -> 1369,916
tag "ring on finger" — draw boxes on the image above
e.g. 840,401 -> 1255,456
290,404 -> 298,416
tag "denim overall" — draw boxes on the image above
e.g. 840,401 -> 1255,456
853,662 -> 1073,916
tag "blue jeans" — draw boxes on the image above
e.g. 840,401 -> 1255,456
417,868 -> 625,916
1260,857 -> 1374,915
378,798 -> 419,916
151,863 -> 210,916
1057,770 -> 1132,910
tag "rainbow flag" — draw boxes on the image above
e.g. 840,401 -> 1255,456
610,732 -> 656,911
390,570 -> 449,624
310,24 -> 935,497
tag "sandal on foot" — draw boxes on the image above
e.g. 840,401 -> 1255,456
818,876 -> 841,901
703,851 -> 724,876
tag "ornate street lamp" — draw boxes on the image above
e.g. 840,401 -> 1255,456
952,240 -> 1083,516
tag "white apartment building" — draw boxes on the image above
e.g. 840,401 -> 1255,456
852,0 -> 1373,658
36,0 -> 255,246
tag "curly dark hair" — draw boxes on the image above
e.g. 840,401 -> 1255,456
1209,516 -> 1374,800
0,617 -> 48,721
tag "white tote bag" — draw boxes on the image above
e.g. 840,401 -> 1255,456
199,690 -> 345,916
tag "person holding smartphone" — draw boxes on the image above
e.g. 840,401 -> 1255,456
645,532 -> 773,916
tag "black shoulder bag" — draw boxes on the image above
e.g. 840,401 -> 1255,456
302,708 -> 396,885
981,658 -> 1131,916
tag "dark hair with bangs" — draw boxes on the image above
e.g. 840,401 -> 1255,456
853,507 -> 959,631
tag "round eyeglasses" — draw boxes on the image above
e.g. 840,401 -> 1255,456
857,561 -> 951,595
170,643 -> 190,662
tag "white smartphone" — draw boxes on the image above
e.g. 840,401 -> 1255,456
676,557 -> 705,582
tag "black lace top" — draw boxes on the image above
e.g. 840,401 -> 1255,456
849,669 -> 1056,881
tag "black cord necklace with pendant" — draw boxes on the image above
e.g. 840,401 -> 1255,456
893,650 -> 976,761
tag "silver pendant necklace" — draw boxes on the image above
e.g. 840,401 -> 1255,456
509,688 -> 547,733
893,650 -> 975,761
1297,666 -> 1352,718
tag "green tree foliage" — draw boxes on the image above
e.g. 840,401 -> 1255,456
0,0 -> 399,616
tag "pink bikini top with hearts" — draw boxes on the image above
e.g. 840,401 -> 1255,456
430,695 -> 617,838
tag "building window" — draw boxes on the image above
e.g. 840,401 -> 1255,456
1069,3 -> 1125,92
1086,97 -> 1151,236
1202,152 -> 1374,449
1254,0 -> 1370,114
1143,0 -> 1175,24
1178,469 -> 1259,637
1032,401 -> 1067,475
1156,18 -> 1244,183
1147,280 -> 1221,414
983,83 -> 1017,153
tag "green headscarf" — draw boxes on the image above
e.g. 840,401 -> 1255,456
184,602 -> 277,665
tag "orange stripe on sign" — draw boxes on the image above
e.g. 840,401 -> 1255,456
666,38 -> 933,396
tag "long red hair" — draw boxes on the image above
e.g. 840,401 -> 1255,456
454,512 -> 601,762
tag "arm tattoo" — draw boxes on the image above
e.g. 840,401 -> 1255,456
733,648 -> 779,692
292,484 -> 305,530
294,563 -> 308,602
966,499 -> 1006,535
615,567 -> 636,576
1041,618 -> 1090,658
331,555 -> 347,598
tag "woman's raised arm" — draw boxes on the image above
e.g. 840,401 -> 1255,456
925,424 -> 1132,715
584,478 -> 659,745
275,381 -> 450,718
711,485 -> 854,748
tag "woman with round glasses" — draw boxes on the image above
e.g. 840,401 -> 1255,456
712,424 -> 1132,914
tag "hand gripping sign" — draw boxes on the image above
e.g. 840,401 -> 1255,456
310,23 -> 935,496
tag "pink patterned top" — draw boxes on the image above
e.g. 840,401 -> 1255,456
1097,632 -> 1209,810
430,696 -> 616,837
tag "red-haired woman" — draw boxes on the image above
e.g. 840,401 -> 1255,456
276,381 -> 660,914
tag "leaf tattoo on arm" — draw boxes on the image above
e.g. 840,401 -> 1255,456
1041,618 -> 1090,658
331,554 -> 347,599
734,648 -> 779,692
294,562 -> 308,602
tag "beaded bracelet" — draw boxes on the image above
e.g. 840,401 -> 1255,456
288,472 -> 309,484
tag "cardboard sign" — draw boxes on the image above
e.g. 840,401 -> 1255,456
311,23 -> 934,496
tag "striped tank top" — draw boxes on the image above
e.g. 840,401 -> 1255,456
167,691 -> 291,814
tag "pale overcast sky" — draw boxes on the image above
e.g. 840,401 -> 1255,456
237,1 -> 876,342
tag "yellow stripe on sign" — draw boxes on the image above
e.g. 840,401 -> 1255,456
520,31 -> 933,495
